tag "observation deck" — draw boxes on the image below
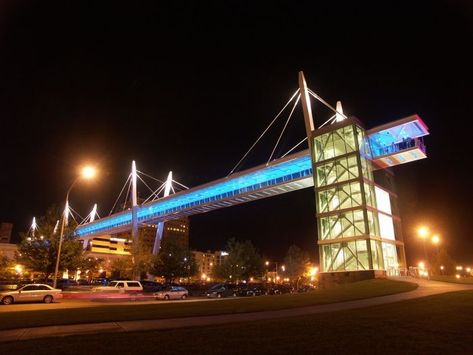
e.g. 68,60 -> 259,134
367,114 -> 429,168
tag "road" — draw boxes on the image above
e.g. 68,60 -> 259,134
1,276 -> 472,342
0,295 -> 221,313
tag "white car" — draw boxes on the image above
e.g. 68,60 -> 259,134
92,280 -> 143,293
0,284 -> 62,305
154,286 -> 188,300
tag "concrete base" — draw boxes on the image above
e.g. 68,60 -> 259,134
318,270 -> 386,288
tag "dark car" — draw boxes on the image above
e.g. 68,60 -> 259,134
245,284 -> 266,296
140,280 -> 163,293
55,279 -> 79,290
206,283 -> 237,298
267,284 -> 293,295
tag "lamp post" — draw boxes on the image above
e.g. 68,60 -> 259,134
53,165 -> 97,288
417,226 -> 429,264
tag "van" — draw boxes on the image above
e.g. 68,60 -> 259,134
92,280 -> 143,293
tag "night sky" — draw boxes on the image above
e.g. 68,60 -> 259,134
1,1 -> 472,265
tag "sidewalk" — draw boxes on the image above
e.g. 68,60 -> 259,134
1,277 -> 471,343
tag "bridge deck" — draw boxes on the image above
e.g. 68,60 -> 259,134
76,150 -> 314,237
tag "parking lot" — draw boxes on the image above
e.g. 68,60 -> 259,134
0,294 -> 229,313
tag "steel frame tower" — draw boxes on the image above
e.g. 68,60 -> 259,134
299,72 -> 406,284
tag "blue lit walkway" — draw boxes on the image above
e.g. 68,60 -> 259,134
76,150 -> 313,237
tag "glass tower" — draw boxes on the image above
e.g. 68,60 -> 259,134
312,118 -> 405,276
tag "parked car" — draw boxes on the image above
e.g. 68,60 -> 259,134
154,286 -> 188,300
245,284 -> 267,296
54,279 -> 79,289
0,284 -> 62,305
92,280 -> 143,293
140,280 -> 163,293
206,283 -> 237,298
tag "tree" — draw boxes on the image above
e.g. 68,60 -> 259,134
130,237 -> 154,279
150,238 -> 197,282
0,253 -> 13,279
213,238 -> 263,282
284,245 -> 310,289
110,256 -> 134,279
16,206 -> 84,280
431,248 -> 456,276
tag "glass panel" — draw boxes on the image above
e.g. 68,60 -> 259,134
356,240 -> 370,269
344,125 -> 356,152
379,213 -> 395,240
367,210 -> 380,236
331,243 -> 344,271
364,183 -> 376,208
332,130 -> 347,157
382,242 -> 399,275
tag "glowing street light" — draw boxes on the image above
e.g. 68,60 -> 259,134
53,164 -> 98,288
431,235 -> 440,245
417,226 -> 429,239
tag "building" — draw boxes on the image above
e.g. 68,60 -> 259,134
0,242 -> 17,260
310,116 -> 424,284
0,222 -> 13,243
192,250 -> 228,280
82,216 -> 190,256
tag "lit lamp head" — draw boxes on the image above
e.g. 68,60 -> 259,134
81,165 -> 97,180
417,226 -> 429,239
431,235 -> 440,245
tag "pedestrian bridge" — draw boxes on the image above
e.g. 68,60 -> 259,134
75,150 -> 314,238
75,113 -> 429,238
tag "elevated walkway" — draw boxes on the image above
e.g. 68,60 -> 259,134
76,150 -> 313,237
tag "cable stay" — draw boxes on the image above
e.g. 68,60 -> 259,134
308,89 -> 348,120
109,174 -> 132,215
228,88 -> 301,176
267,93 -> 301,164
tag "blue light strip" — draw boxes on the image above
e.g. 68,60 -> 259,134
76,154 -> 313,237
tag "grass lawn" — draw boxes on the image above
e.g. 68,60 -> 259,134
431,275 -> 473,284
0,279 -> 416,330
1,289 -> 472,355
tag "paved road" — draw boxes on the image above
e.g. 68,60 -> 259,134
1,277 -> 472,342
0,296 -> 221,313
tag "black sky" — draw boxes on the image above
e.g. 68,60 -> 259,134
1,1 -> 472,265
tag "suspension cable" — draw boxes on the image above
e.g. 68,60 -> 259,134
308,89 -> 348,120
280,137 -> 308,159
136,170 -> 164,184
227,88 -> 300,176
136,174 -> 156,195
109,174 -> 131,215
267,94 -> 301,164
318,114 -> 337,129
171,179 -> 189,190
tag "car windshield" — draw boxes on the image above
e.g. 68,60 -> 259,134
108,281 -> 118,287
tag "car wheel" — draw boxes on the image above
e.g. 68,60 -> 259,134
233,292 -> 237,297
217,293 -> 222,298
164,294 -> 170,300
1,296 -> 14,305
181,294 -> 187,300
43,295 -> 53,304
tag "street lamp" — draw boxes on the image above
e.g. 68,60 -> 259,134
53,165 -> 97,288
417,226 -> 429,264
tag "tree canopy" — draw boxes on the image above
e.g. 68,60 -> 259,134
213,238 -> 263,282
284,244 -> 310,288
150,237 -> 197,282
16,206 -> 84,280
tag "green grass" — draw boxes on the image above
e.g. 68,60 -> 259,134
1,289 -> 472,355
0,279 -> 415,330
431,275 -> 473,284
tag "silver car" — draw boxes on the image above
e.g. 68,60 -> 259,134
154,286 -> 188,300
0,284 -> 63,305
